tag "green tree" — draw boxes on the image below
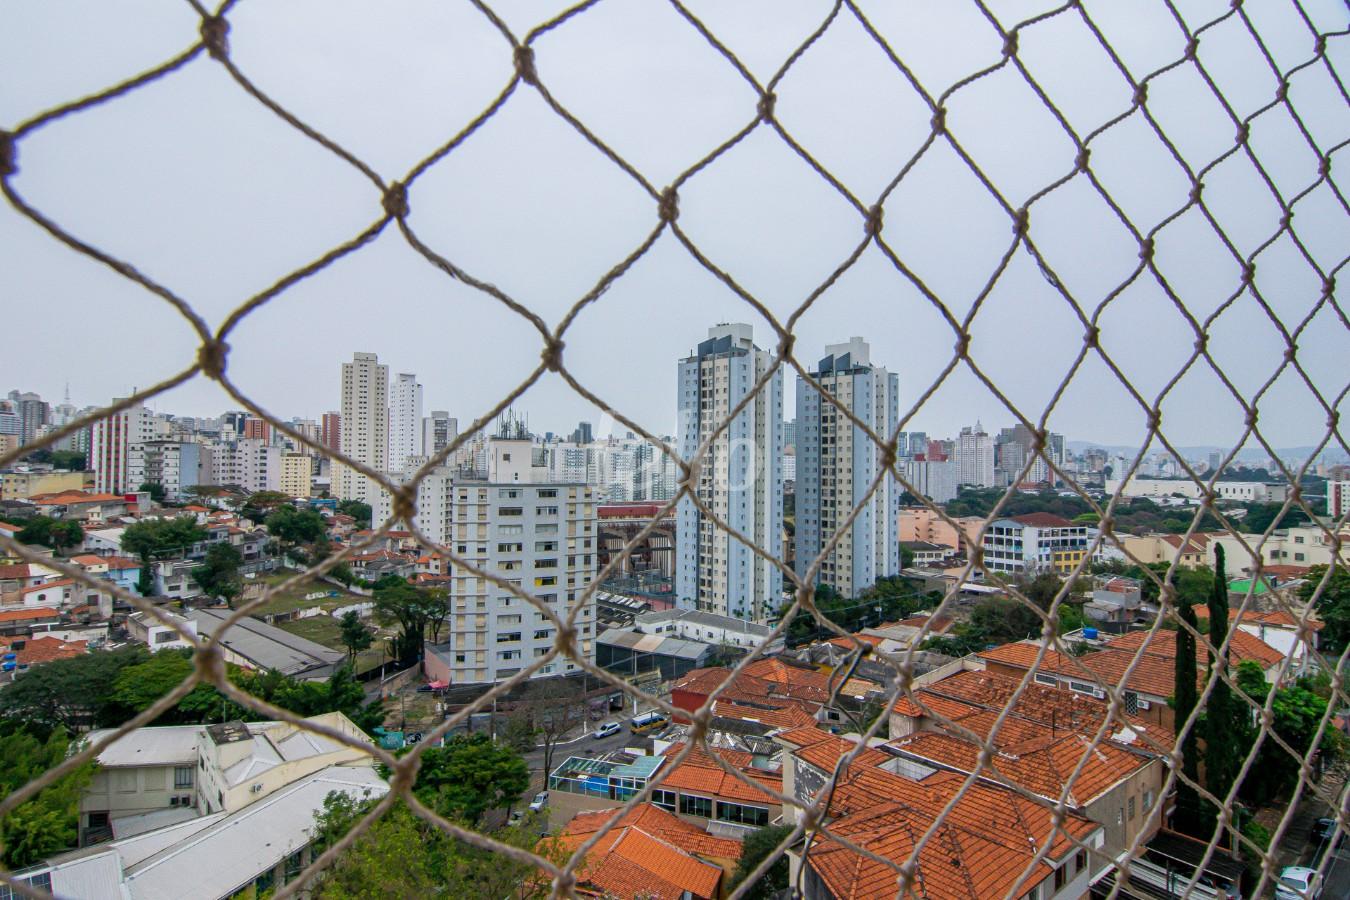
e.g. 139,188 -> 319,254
0,726 -> 97,868
240,490 -> 291,523
1234,660 -> 1341,805
1172,597 -> 1203,837
192,541 -> 243,607
14,516 -> 84,554
415,733 -> 530,824
1240,502 -> 1309,534
1202,545 -> 1245,825
121,516 -> 208,597
373,578 -> 444,669
499,713 -> 538,754
0,646 -> 151,734
731,824 -> 794,899
266,505 -> 327,548
337,500 -> 373,529
1300,564 -> 1350,654
338,611 -> 373,663
137,481 -> 166,504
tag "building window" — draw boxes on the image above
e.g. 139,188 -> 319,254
1075,849 -> 1086,872
1034,673 -> 1057,687
1143,789 -> 1154,811
1128,796 -> 1136,820
284,850 -> 305,882
497,632 -> 521,643
1069,681 -> 1097,695
652,789 -> 676,811
174,766 -> 194,789
1124,691 -> 1139,715
1054,865 -> 1067,891
716,801 -> 770,827
679,794 -> 713,818
500,507 -> 523,517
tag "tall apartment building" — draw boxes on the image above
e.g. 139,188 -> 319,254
903,454 -> 958,504
906,432 -> 928,458
1330,480 -> 1350,519
795,339 -> 901,599
320,412 -> 341,454
126,441 -> 204,502
421,410 -> 457,460
91,401 -> 155,494
207,439 -> 279,494
279,453 -> 313,498
8,391 -> 50,445
388,373 -> 423,473
955,423 -> 995,488
434,438 -> 597,684
242,417 -> 270,443
335,353 -> 388,502
676,324 -> 783,621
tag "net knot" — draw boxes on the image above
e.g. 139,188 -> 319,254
392,486 -> 417,523
1189,181 -> 1204,203
200,15 -> 230,60
864,204 -> 884,237
196,339 -> 230,379
540,337 -> 565,372
1011,207 -> 1029,237
514,45 -> 539,86
954,331 -> 971,358
1235,121 -> 1250,145
1244,408 -> 1258,428
879,445 -> 896,471
1137,236 -> 1154,262
1002,30 -> 1019,58
1318,155 -> 1331,178
1075,147 -> 1090,172
194,640 -> 227,685
1314,35 -> 1327,56
658,186 -> 679,223
1275,80 -> 1288,101
1323,274 -> 1336,296
757,92 -> 776,122
1145,408 -> 1162,430
383,181 -> 409,218
930,106 -> 947,135
1240,261 -> 1255,284
1185,37 -> 1199,60
1193,332 -> 1208,353
0,130 -> 15,177
1082,324 -> 1100,348
1133,83 -> 1148,106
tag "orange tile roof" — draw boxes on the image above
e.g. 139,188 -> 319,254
0,608 -> 60,623
559,804 -> 729,900
710,698 -> 818,730
0,564 -> 41,580
3,636 -> 87,667
658,743 -> 782,805
1194,605 -> 1321,631
18,579 -> 75,596
803,763 -> 1098,900
1105,627 -> 1283,668
69,554 -> 106,566
31,491 -> 125,505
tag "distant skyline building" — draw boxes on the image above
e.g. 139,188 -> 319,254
795,338 -> 901,599
422,410 -> 458,461
8,391 -> 49,446
388,372 -> 423,474
335,352 -> 389,502
91,400 -> 154,494
676,323 -> 783,622
907,432 -> 928,458
955,422 -> 995,488
320,411 -> 341,454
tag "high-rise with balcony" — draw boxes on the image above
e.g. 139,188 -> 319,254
676,323 -> 783,621
91,401 -> 155,494
795,338 -> 901,599
335,352 -> 388,502
955,422 -> 995,488
388,372 -> 423,474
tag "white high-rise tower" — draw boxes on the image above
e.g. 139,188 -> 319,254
676,324 -> 783,622
388,372 -> 423,473
335,352 -> 389,502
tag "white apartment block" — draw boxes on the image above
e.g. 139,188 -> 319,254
126,440 -> 204,502
437,439 -> 597,684
335,352 -> 389,502
795,338 -> 901,599
279,453 -> 313,498
373,461 -> 455,544
206,439 -> 279,494
388,372 -> 423,473
955,423 -> 995,488
676,324 -> 784,622
91,401 -> 155,494
1208,522 -> 1349,573
421,410 -> 457,460
1104,476 -> 1291,504
903,455 -> 958,504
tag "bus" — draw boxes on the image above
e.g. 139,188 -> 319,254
629,711 -> 668,734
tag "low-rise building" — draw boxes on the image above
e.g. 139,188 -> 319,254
981,513 -> 1099,575
1,469 -> 88,502
125,610 -> 197,651
633,608 -> 780,653
187,608 -> 344,680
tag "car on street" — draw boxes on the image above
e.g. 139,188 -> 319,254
1276,866 -> 1322,900
528,791 -> 548,812
593,721 -> 621,739
1312,817 -> 1345,848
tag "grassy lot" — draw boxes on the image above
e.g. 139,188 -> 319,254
274,614 -> 387,675
245,570 -> 367,617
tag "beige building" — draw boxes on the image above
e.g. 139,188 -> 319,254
898,507 -> 984,557
279,452 -> 312,498
1,469 -> 88,502
1208,522 -> 1349,573
1115,532 -> 1210,569
334,351 -> 388,503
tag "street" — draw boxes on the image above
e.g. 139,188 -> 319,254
523,718 -> 640,769
1313,836 -> 1350,899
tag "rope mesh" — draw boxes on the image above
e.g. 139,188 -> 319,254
1,1 -> 1347,898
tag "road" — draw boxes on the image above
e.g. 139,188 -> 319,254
1313,836 -> 1350,899
524,718 -> 635,769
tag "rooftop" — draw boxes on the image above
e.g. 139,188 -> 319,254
84,725 -> 204,768
188,609 -> 344,678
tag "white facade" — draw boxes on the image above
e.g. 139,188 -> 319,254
335,352 -> 389,502
441,450 -> 597,684
1104,477 -> 1290,503
676,324 -> 784,622
795,338 -> 901,599
92,402 -> 155,494
421,410 -> 457,460
373,462 -> 455,544
903,456 -> 958,504
126,441 -> 204,502
387,372 -> 423,473
955,423 -> 995,488
1329,480 -> 1349,518
206,439 -> 279,494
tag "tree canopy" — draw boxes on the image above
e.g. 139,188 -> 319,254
373,577 -> 445,668
731,824 -> 794,900
120,516 -> 207,562
0,645 -> 151,735
336,500 -> 373,529
14,516 -> 84,553
266,505 -> 328,546
0,726 -> 96,868
192,541 -> 243,606
414,733 -> 530,825
1300,564 -> 1350,654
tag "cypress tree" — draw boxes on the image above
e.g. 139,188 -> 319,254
1173,593 -> 1203,836
1203,545 -> 1244,832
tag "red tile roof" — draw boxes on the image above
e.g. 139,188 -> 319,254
559,803 -> 729,899
1011,513 -> 1075,528
0,608 -> 60,623
658,743 -> 782,805
3,636 -> 87,667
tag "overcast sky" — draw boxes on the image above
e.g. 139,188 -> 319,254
2,0 -> 1346,455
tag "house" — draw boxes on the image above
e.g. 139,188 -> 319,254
981,513 -> 1098,575
671,658 -> 877,731
29,491 -> 132,522
0,606 -> 62,635
1116,533 -> 1211,569
776,728 -> 1103,900
1085,576 -> 1144,630
79,711 -> 377,843
187,608 -> 344,680
899,539 -> 952,565
1193,604 -> 1321,676
593,628 -> 711,682
556,802 -> 742,900
0,633 -> 89,681
979,626 -> 1284,730
28,764 -> 387,900
634,608 -> 781,653
125,610 -> 197,651
0,561 -> 64,593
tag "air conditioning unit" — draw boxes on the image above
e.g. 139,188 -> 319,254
1136,699 -> 1151,710
250,783 -> 263,794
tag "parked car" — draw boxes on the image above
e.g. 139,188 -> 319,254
1275,866 -> 1321,900
593,721 -> 621,739
508,810 -> 525,827
1311,817 -> 1344,848
528,791 -> 548,812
